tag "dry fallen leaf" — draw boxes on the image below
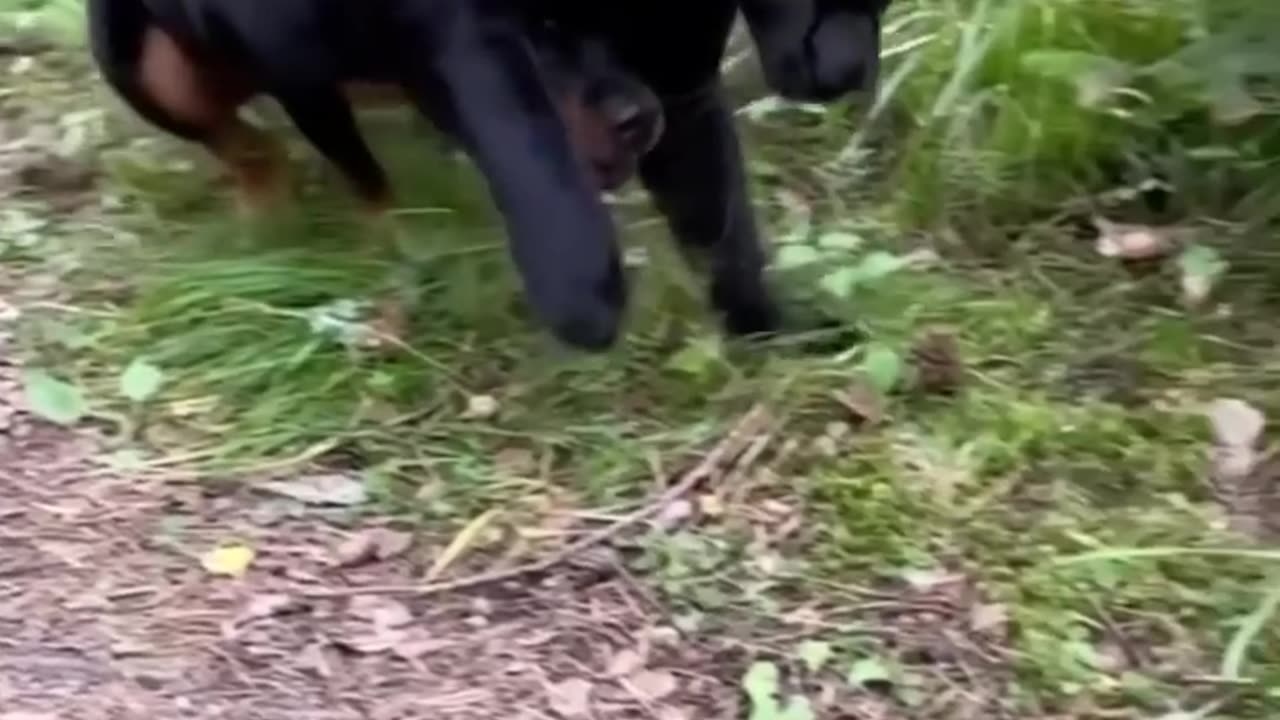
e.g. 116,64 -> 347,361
241,593 -> 300,621
262,473 -> 366,507
333,528 -> 415,567
1207,398 -> 1266,482
390,627 -> 451,661
462,394 -> 500,420
903,568 -> 961,592
338,597 -> 415,655
1093,217 -> 1176,260
348,595 -> 413,630
337,628 -> 407,655
627,670 -> 679,702
833,383 -> 885,426
911,330 -> 965,396
646,626 -> 681,646
752,551 -> 784,576
546,677 -> 594,718
494,447 -> 538,477
298,642 -> 341,679
698,493 -> 725,518
373,529 -> 414,560
372,603 -> 414,630
332,531 -> 379,567
201,544 -> 255,578
1208,398 -> 1265,449
1094,641 -> 1130,673
969,602 -> 1009,634
425,508 -> 501,581
606,648 -> 647,678
363,296 -> 409,351
654,498 -> 695,532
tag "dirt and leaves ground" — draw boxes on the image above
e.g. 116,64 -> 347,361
3,1 -> 1280,718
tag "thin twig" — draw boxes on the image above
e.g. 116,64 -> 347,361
302,404 -> 773,599
1175,675 -> 1258,688
1089,597 -> 1145,670
715,432 -> 773,505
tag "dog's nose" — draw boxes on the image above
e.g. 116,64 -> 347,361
610,103 -> 645,139
606,99 -> 662,153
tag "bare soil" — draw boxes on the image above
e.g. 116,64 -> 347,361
0,345 -> 751,719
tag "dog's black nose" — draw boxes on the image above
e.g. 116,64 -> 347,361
606,98 -> 663,153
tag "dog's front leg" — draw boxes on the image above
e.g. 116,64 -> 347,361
398,10 -> 626,351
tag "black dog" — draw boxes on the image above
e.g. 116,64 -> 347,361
87,0 -> 888,352
536,0 -> 890,340
740,0 -> 889,102
87,0 -> 665,350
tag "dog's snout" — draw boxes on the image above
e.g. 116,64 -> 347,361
610,102 -> 642,134
605,95 -> 663,153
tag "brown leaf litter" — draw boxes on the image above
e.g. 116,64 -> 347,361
1,268 -> 1024,720
0,302 -> 758,718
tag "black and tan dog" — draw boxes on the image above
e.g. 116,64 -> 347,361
87,0 -> 889,352
535,0 -> 891,341
87,0 -> 664,350
739,0 -> 889,102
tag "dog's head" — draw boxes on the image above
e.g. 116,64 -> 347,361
741,0 -> 890,102
531,23 -> 664,191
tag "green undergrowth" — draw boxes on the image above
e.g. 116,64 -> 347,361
5,0 -> 1280,716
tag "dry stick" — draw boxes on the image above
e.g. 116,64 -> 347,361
303,404 -> 773,599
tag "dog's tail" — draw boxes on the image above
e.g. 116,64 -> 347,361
86,0 -> 210,140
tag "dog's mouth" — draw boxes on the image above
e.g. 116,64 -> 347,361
591,157 -> 635,191
586,106 -> 664,192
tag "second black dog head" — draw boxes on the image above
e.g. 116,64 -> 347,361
741,0 -> 890,102
531,22 -> 665,191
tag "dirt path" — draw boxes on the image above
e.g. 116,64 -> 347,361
0,309 -> 741,720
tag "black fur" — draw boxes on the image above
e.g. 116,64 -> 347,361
87,0 -> 645,350
540,0 -> 891,340
740,0 -> 890,101
87,0 -> 890,351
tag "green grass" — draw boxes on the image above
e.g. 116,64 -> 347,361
6,0 -> 1280,716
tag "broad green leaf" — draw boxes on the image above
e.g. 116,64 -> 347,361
1178,244 -> 1228,306
780,696 -> 815,720
1021,50 -> 1126,80
104,448 -> 147,471
22,369 -> 86,426
797,640 -> 833,673
1208,72 -> 1264,125
1185,146 -> 1240,161
850,251 -> 912,285
774,244 -> 823,270
859,344 -> 904,393
666,336 -> 724,380
847,656 -> 893,687
817,231 -> 865,251
819,267 -> 860,299
743,661 -> 781,720
1178,244 -> 1228,281
1020,50 -> 1135,107
120,358 -> 165,402
41,319 -> 93,350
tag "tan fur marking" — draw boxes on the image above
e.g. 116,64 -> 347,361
208,121 -> 289,214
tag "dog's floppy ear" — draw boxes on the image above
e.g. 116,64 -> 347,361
740,0 -> 889,102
